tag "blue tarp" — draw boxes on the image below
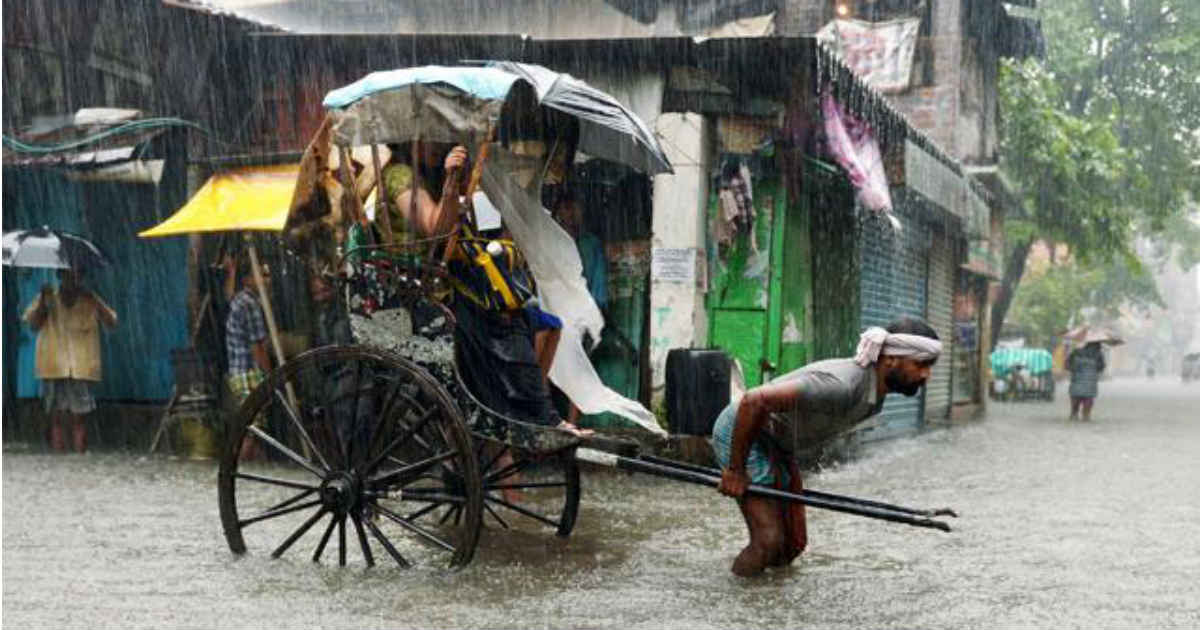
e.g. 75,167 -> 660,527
322,65 -> 522,109
990,347 -> 1053,377
2,168 -> 188,401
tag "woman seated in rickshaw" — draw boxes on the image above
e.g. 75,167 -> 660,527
382,139 -> 591,438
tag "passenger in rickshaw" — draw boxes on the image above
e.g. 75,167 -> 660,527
387,141 -> 591,438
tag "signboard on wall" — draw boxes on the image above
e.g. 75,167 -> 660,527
651,247 -> 696,284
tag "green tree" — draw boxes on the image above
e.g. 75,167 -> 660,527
1008,257 -> 1163,348
992,0 -> 1200,346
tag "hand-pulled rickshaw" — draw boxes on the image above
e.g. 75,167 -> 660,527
216,63 -> 955,571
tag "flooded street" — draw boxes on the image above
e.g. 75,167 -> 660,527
4,378 -> 1199,629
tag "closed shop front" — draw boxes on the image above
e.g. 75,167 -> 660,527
924,226 -> 956,421
857,192 -> 929,442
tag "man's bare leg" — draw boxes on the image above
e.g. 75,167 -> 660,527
732,496 -> 786,577
493,448 -> 523,504
770,463 -> 807,567
239,435 -> 259,461
534,328 -> 561,385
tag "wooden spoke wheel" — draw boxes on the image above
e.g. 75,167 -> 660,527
218,345 -> 483,569
476,440 -> 581,538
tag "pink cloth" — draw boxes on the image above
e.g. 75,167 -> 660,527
822,90 -> 894,216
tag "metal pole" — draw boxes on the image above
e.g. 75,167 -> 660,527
637,454 -> 958,519
575,448 -> 952,532
370,143 -> 394,246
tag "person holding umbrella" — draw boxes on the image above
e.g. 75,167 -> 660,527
21,268 -> 118,453
1067,341 -> 1106,421
1062,326 -> 1119,422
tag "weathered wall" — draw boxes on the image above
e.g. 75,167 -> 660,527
776,0 -> 833,35
883,0 -> 963,154
649,112 -> 712,405
182,0 -> 686,38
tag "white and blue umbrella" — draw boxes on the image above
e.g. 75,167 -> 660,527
1,226 -> 111,270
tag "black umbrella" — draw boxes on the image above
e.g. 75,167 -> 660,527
488,61 -> 674,175
1,226 -> 111,270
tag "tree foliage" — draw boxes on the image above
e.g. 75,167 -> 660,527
1041,0 -> 1200,236
992,0 -> 1200,347
999,60 -> 1133,264
1009,258 -> 1163,348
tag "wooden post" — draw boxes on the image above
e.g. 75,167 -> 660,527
246,240 -> 309,457
246,243 -> 285,369
337,145 -> 366,227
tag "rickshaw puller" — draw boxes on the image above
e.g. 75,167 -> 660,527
713,317 -> 942,576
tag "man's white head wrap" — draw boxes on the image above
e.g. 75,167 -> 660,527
854,326 -> 943,368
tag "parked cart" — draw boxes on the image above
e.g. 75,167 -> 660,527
989,347 -> 1055,402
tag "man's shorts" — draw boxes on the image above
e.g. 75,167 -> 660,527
227,369 -> 266,407
42,378 -> 97,415
710,401 -> 788,486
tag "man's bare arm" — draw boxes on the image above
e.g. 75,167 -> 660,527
397,146 -> 468,239
251,340 -> 271,373
719,380 -> 804,497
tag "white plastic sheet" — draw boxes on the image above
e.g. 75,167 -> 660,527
479,147 -> 665,436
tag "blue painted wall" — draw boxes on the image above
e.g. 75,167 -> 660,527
3,167 -> 188,401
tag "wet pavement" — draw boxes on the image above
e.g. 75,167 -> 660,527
4,378 -> 1199,628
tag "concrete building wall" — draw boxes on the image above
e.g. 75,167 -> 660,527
884,0 -> 963,154
648,112 -> 712,405
776,0 -> 833,35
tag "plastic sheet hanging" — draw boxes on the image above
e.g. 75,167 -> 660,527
821,89 -> 900,229
479,147 -> 665,437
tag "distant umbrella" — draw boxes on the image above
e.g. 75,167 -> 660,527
1062,325 -> 1124,346
1,227 -> 111,270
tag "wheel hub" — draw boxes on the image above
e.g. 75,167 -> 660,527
320,472 -> 361,515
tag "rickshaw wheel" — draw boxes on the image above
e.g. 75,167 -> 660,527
218,345 -> 483,569
475,440 -> 581,538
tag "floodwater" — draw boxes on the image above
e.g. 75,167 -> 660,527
4,378 -> 1199,628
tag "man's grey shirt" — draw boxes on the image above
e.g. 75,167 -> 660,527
763,358 -> 885,453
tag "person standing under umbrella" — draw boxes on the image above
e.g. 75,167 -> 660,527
22,268 -> 118,453
1067,341 -> 1106,421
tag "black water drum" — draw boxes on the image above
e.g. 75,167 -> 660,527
665,349 -> 731,436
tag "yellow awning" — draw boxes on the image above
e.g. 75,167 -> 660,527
138,164 -> 299,237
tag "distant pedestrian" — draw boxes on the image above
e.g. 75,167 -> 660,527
225,259 -> 272,459
1067,342 -> 1105,421
22,268 -> 118,453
